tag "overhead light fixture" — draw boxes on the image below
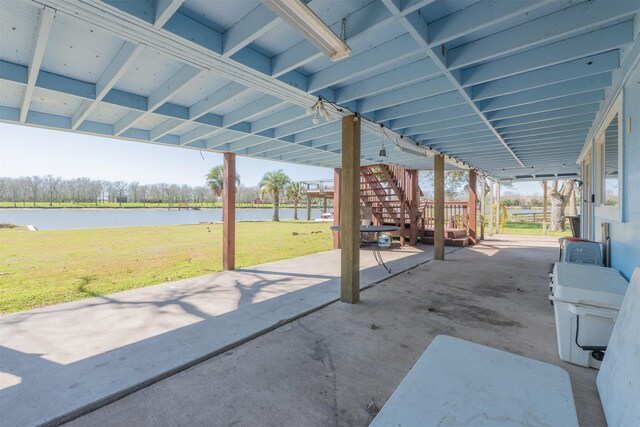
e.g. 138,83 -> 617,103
306,97 -> 332,125
262,0 -> 352,61
379,146 -> 387,158
378,124 -> 387,158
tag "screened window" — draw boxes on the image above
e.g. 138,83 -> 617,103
602,113 -> 619,207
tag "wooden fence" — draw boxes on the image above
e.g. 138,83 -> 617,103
511,212 -> 545,223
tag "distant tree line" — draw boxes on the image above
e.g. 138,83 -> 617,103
0,175 -> 269,206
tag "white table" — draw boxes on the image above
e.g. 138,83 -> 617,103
330,225 -> 400,272
371,335 -> 579,427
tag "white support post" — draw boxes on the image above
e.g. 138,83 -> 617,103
480,175 -> 485,240
495,182 -> 501,235
489,180 -> 494,237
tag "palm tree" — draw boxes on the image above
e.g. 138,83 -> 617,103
206,165 -> 225,201
206,165 -> 240,220
259,170 -> 290,222
285,182 -> 302,220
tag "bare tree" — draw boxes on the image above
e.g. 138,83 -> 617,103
24,175 -> 42,206
89,181 -> 102,206
549,179 -> 575,231
193,186 -> 208,205
9,178 -> 23,207
139,185 -> 148,206
112,181 -> 127,205
180,184 -> 192,203
42,175 -> 62,206
0,176 -> 243,208
0,178 -> 7,203
128,181 -> 140,203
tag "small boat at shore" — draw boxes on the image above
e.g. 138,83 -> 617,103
315,212 -> 334,222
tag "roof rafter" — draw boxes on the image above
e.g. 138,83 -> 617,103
71,42 -> 145,130
381,0 -> 525,166
486,90 -> 605,121
491,104 -> 600,128
479,73 -> 612,113
38,0 -> 472,170
448,0 -> 639,69
461,22 -> 633,87
428,0 -> 554,47
335,58 -> 439,103
154,0 -> 184,29
114,65 -> 202,136
20,6 -> 55,123
472,51 -> 619,101
222,4 -> 279,57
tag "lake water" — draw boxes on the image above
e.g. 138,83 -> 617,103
0,208 -> 326,230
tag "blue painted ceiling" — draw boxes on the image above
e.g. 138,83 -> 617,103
0,0 -> 638,180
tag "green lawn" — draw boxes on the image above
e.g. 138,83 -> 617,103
0,202 -> 321,209
501,221 -> 572,237
0,221 -> 333,314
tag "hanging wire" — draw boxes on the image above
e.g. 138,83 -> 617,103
340,17 -> 347,42
304,95 -> 476,171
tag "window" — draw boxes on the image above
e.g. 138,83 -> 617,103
601,113 -> 620,207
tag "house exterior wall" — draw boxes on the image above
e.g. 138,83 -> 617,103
588,60 -> 640,280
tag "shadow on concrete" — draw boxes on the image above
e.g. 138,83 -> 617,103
1,246 -> 443,426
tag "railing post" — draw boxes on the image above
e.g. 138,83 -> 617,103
409,169 -> 418,246
333,168 -> 341,249
468,169 -> 477,244
434,154 -> 445,260
398,180 -> 407,246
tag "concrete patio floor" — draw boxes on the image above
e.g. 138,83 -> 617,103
0,243 -> 455,426
65,235 -> 605,427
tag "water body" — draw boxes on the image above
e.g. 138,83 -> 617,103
0,208 -> 326,230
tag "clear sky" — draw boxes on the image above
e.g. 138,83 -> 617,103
0,123 -> 334,187
0,122 -> 542,194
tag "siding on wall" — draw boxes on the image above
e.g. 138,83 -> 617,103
592,61 -> 640,280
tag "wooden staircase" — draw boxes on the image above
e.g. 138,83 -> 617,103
359,164 -> 420,245
420,201 -> 471,246
421,228 -> 470,247
360,165 -> 407,225
358,164 -> 470,247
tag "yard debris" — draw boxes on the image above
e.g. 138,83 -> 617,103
311,231 -> 323,234
366,398 -> 380,416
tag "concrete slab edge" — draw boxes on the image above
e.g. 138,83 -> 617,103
40,246 -> 462,427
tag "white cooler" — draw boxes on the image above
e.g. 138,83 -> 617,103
550,263 -> 628,368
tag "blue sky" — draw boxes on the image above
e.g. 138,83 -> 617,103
0,123 -> 334,187
0,123 -> 541,194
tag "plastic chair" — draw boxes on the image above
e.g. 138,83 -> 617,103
562,240 -> 603,266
